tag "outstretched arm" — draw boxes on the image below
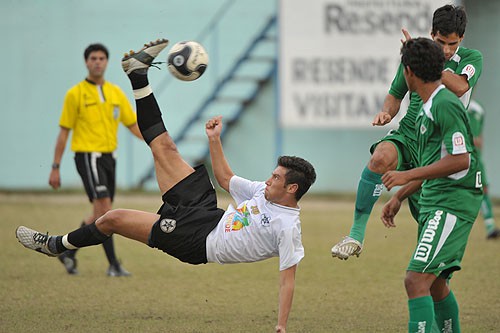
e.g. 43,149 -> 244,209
381,180 -> 422,228
372,94 -> 403,126
206,116 -> 234,192
276,264 -> 297,333
127,123 -> 143,140
49,127 -> 70,189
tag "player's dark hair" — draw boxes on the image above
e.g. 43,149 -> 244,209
278,156 -> 316,201
84,43 -> 109,60
432,4 -> 467,37
401,38 -> 445,83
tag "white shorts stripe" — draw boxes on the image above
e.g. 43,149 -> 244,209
90,152 -> 101,185
83,153 -> 97,198
423,212 -> 457,272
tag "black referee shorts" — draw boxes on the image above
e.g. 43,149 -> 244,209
75,152 -> 116,202
148,165 -> 225,265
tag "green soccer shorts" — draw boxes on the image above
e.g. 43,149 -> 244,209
408,209 -> 474,279
370,129 -> 418,172
371,129 -> 421,221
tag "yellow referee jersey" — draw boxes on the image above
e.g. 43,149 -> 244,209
59,79 -> 136,152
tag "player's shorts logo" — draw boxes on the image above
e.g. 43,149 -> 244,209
160,218 -> 177,233
96,185 -> 108,193
414,210 -> 443,262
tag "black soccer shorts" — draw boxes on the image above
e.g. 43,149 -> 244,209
148,165 -> 225,264
75,152 -> 116,202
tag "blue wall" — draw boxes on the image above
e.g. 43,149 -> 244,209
1,0 -> 499,197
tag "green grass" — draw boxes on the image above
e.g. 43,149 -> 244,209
1,192 -> 499,332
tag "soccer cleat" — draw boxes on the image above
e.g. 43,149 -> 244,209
121,38 -> 169,74
107,263 -> 131,277
487,229 -> 500,240
58,251 -> 78,275
331,236 -> 363,260
16,226 -> 58,257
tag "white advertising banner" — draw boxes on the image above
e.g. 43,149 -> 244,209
279,0 -> 449,128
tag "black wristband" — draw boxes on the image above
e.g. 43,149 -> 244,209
52,163 -> 60,170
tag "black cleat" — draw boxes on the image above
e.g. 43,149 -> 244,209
58,251 -> 78,275
107,263 -> 131,277
487,229 -> 500,239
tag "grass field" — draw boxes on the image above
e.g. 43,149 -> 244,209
1,192 -> 499,332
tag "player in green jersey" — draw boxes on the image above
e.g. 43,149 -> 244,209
381,38 -> 482,333
467,99 -> 499,239
331,4 -> 483,259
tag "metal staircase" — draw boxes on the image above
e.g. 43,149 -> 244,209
137,15 -> 277,188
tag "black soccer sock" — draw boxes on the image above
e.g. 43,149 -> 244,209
64,220 -> 86,258
63,222 -> 110,249
101,236 -> 119,266
128,71 -> 167,145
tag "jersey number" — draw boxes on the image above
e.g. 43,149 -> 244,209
475,171 -> 482,188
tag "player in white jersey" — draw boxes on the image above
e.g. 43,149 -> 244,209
15,39 -> 316,333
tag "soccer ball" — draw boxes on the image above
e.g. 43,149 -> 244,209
167,41 -> 209,81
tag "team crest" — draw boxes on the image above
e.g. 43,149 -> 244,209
420,124 -> 427,134
159,218 -> 176,233
260,214 -> 271,227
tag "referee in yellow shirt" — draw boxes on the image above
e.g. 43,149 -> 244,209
49,43 -> 142,276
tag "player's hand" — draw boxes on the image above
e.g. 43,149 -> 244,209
275,325 -> 286,333
49,169 -> 61,189
381,170 -> 411,191
372,112 -> 392,126
381,196 -> 401,228
400,28 -> 412,44
205,115 -> 223,139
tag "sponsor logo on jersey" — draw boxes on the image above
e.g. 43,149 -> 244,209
462,64 -> 475,78
159,218 -> 176,233
373,184 -> 383,197
453,134 -> 464,146
452,132 -> 466,154
417,321 -> 426,333
225,204 -> 251,232
443,319 -> 452,333
414,210 -> 443,262
250,205 -> 260,215
420,124 -> 426,134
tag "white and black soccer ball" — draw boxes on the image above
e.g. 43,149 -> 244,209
167,41 -> 208,81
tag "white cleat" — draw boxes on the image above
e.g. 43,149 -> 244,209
121,38 -> 169,74
331,236 -> 363,260
16,226 -> 58,257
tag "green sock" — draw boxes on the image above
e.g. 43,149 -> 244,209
349,166 -> 383,242
481,194 -> 496,234
408,296 -> 434,333
434,291 -> 460,333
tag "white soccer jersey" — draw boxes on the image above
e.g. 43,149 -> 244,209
205,176 -> 304,271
